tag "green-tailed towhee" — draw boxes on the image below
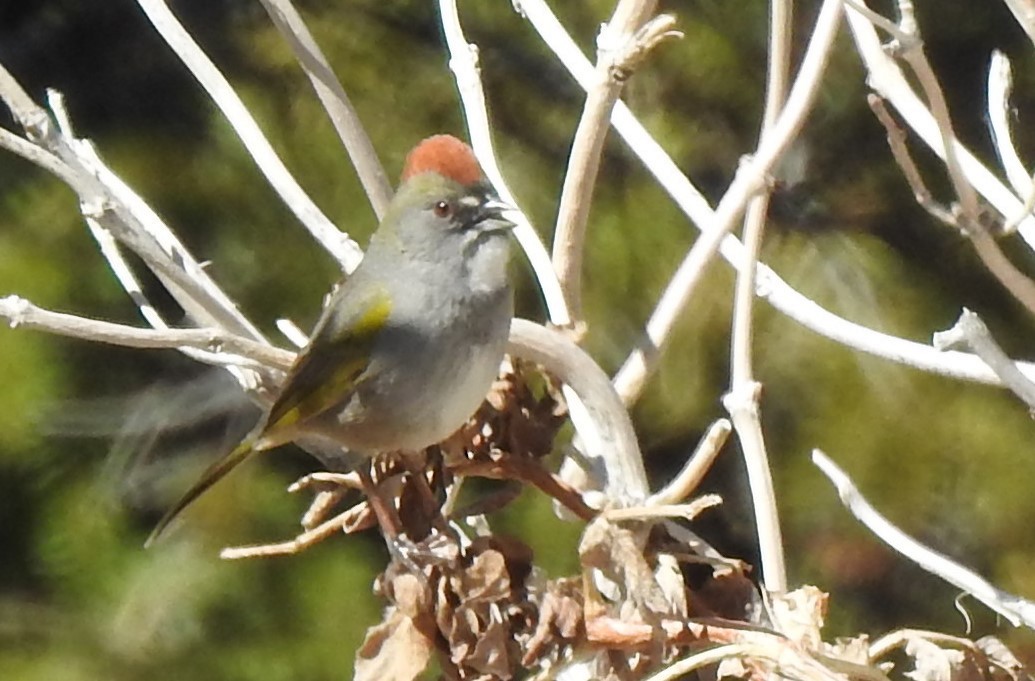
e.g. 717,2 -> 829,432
146,134 -> 514,545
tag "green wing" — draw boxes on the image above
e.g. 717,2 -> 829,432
145,284 -> 391,546
263,283 -> 392,438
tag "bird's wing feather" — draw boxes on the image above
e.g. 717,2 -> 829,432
144,282 -> 392,546
263,282 -> 392,437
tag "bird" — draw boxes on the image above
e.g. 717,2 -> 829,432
146,134 -> 514,546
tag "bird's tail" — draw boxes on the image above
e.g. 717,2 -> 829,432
144,437 -> 259,547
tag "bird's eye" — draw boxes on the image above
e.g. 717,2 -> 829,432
433,201 -> 452,218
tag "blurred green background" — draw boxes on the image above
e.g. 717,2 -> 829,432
1,0 -> 1034,678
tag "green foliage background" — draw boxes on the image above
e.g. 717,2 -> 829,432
1,1 -> 1034,677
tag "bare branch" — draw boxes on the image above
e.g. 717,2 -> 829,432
0,66 -> 269,345
255,0 -> 392,219
868,95 -> 957,225
514,0 -> 1035,412
887,5 -> 981,223
724,383 -> 786,592
438,0 -> 572,328
986,51 -> 1033,218
0,127 -> 78,185
518,0 -> 1035,396
0,295 -> 293,371
613,0 -> 843,404
844,2 -> 1035,249
507,318 -> 647,503
134,0 -> 363,271
812,449 -> 1035,629
552,4 -> 678,323
933,308 -> 1035,410
725,0 -> 795,597
646,419 -> 731,507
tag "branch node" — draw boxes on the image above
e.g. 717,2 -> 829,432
608,14 -> 682,83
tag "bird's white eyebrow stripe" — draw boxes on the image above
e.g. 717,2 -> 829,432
458,195 -> 481,208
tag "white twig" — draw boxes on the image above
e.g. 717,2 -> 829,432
932,309 -> 1035,409
255,0 -> 392,219
438,0 -> 571,327
844,2 -> 1035,250
987,52 -> 1031,199
46,90 -> 268,359
0,67 -> 268,345
0,295 -> 293,371
987,51 -> 1035,234
724,0 -> 795,597
134,0 -> 363,271
812,449 -> 1035,629
551,1 -> 672,322
613,0 -> 844,403
507,319 -> 648,503
516,0 -> 1035,392
646,419 -> 730,507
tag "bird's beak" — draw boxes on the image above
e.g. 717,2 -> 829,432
476,196 -> 518,232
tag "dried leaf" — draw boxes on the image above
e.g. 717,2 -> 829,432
355,609 -> 433,681
768,585 -> 827,649
905,638 -> 977,681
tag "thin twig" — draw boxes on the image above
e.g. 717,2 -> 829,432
0,295 -> 294,370
866,87 -> 1035,317
986,51 -> 1034,225
724,383 -> 786,593
888,4 -> 980,222
812,449 -> 1035,629
725,0 -> 795,597
551,2 -> 676,322
647,419 -> 731,507
933,308 -> 1035,409
438,0 -> 571,327
0,127 -> 79,185
612,0 -> 843,404
730,0 -> 793,388
868,628 -> 988,662
883,7 -> 1035,315
220,503 -> 369,559
0,65 -> 270,345
966,228 -> 1035,317
844,2 -> 1035,249
867,95 -> 956,225
518,0 -> 1035,393
756,261 -> 1035,385
507,318 -> 648,503
255,0 -> 392,219
134,0 -> 363,271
